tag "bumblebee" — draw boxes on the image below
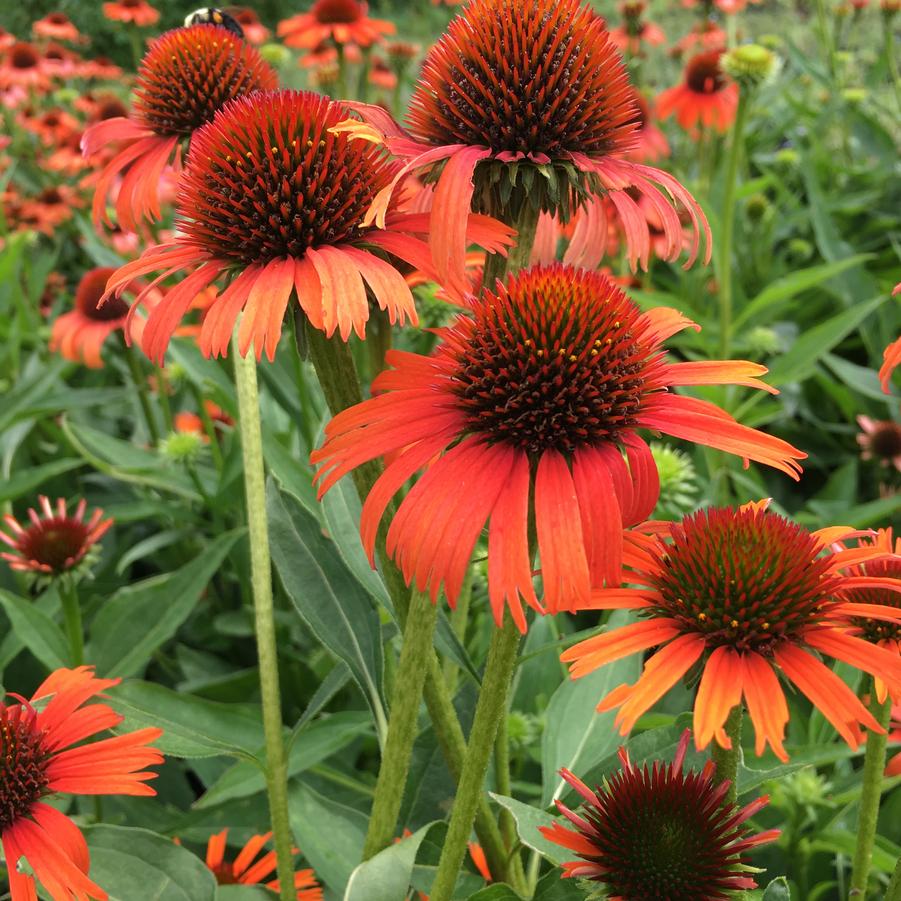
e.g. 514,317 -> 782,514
184,7 -> 245,39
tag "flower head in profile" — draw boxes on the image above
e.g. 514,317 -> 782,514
657,50 -> 739,134
856,415 -> 901,471
102,0 -> 160,26
277,0 -> 395,49
334,0 -> 710,293
32,13 -> 82,43
0,666 -> 163,901
204,829 -> 323,899
562,501 -> 901,760
0,42 -> 51,91
539,730 -> 779,899
232,8 -> 271,44
82,24 -> 278,230
312,265 -> 804,629
103,89 -> 511,363
609,1 -> 667,57
0,496 -> 112,579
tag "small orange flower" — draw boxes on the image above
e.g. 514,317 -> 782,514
562,501 -> 901,761
232,8 -> 271,44
32,12 -> 83,43
0,667 -> 163,901
0,42 -> 51,91
174,401 -> 234,440
204,829 -> 323,899
278,0 -> 395,49
102,0 -> 160,26
16,185 -> 84,235
657,50 -> 739,134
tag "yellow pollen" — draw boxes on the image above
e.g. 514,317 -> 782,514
731,619 -> 739,628
569,355 -> 577,362
246,151 -> 253,157
762,622 -> 770,629
537,349 -> 545,357
524,339 -> 532,346
590,349 -> 598,356
271,146 -> 278,153
698,612 -> 707,621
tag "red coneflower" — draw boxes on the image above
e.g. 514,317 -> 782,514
0,496 -> 112,577
609,1 -> 667,57
539,730 -> 780,899
203,829 -> 323,899
18,106 -> 80,146
16,185 -> 84,236
102,89 -> 511,363
102,0 -> 160,26
562,501 -> 901,761
50,266 -> 145,368
232,8 -> 271,44
856,415 -> 901,471
74,55 -> 123,81
657,50 -> 739,134
278,0 -> 395,49
32,12 -> 83,43
0,667 -> 163,901
334,0 -> 710,294
311,265 -> 804,629
0,42 -> 51,91
82,24 -> 278,231
174,400 -> 234,440
882,337 -> 901,392
670,21 -> 727,58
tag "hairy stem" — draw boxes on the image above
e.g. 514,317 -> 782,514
711,704 -> 744,806
59,581 -> 84,667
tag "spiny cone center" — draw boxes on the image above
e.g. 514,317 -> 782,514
686,52 -> 728,94
406,0 -> 638,157
78,268 -> 129,321
648,507 -> 838,652
848,555 -> 901,642
132,25 -> 278,137
19,518 -> 92,572
177,90 -> 395,265
0,706 -> 48,831
869,422 -> 901,459
11,43 -> 40,70
314,0 -> 366,23
450,266 -> 662,455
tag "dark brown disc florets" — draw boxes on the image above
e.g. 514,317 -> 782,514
77,267 -> 129,321
132,25 -> 278,137
685,51 -> 728,94
177,90 -> 397,265
446,265 -> 664,456
0,703 -> 48,831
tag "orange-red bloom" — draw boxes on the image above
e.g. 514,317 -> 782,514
278,0 -> 395,49
203,829 -> 322,899
174,401 -> 234,440
609,1 -> 666,57
0,666 -> 163,901
880,283 -> 901,392
0,42 -> 51,91
0,496 -> 112,576
102,0 -> 159,26
887,704 -> 901,776
102,90 -> 511,363
562,501 -> 901,761
82,24 -> 278,230
232,8 -> 271,44
311,265 -> 803,629
540,730 -> 779,898
32,13 -> 82,43
334,0 -> 710,293
657,50 -> 739,134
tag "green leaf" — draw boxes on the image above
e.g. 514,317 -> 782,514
489,794 -> 569,865
197,711 -> 372,808
267,478 -> 387,732
762,876 -> 792,900
84,825 -> 216,901
809,832 -> 899,873
0,587 -> 70,670
344,821 -> 437,901
92,530 -> 243,678
0,458 -> 82,504
110,681 -> 264,760
541,610 -> 640,806
470,870 -> 586,900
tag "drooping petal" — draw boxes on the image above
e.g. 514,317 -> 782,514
237,257 -> 295,361
693,646 -> 743,750
562,618 -> 683,677
740,651 -> 789,762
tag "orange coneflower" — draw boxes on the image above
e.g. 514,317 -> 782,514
539,730 -> 779,899
82,24 -> 278,231
0,666 -> 163,901
562,501 -> 901,761
39,41 -> 79,79
102,0 -> 160,26
102,89 -> 512,363
174,400 -> 234,440
203,829 -> 322,899
17,185 -> 84,235
18,106 -> 80,146
657,50 -> 739,134
856,415 -> 901,471
670,20 -> 727,58
880,284 -> 901,393
32,12 -> 83,43
278,0 -> 395,50
0,42 -> 51,91
74,55 -> 123,81
609,1 -> 667,57
333,0 -> 710,293
311,265 -> 804,629
0,496 -> 112,577
232,8 -> 271,44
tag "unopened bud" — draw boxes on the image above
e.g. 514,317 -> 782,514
721,43 -> 780,88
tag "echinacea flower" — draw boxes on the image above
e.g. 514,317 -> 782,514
311,265 -> 804,629
882,337 -> 901,393
174,401 -> 233,440
203,829 -> 322,898
562,501 -> 901,761
0,666 -> 163,901
277,0 -> 395,50
0,42 -> 51,91
102,89 -> 511,363
609,1 -> 667,57
334,0 -> 710,293
657,50 -> 739,134
82,24 -> 278,230
102,0 -> 160,26
670,21 -> 728,59
539,730 -> 779,899
0,496 -> 112,577
856,415 -> 901,471
623,93 -> 670,163
32,13 -> 82,43
232,8 -> 271,44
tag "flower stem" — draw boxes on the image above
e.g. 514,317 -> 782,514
121,339 -> 161,446
888,853 -> 901,901
363,589 -> 439,859
59,581 -> 84,667
814,0 -> 838,81
717,91 -> 748,360
849,688 -> 893,897
711,704 -> 743,806
232,335 -> 296,901
429,615 -> 521,901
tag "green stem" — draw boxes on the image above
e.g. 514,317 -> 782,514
888,853 -> 901,901
232,335 -> 296,901
335,42 -> 348,99
711,705 -> 743,805
814,0 -> 838,80
154,365 -> 174,433
849,688 -> 893,897
717,91 -> 749,360
363,589 -> 439,858
443,569 -> 473,695
494,707 -> 516,852
430,616 -> 521,901
59,581 -> 84,667
366,307 -> 392,379
356,46 -> 372,102
191,384 -> 225,472
122,340 -> 160,446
